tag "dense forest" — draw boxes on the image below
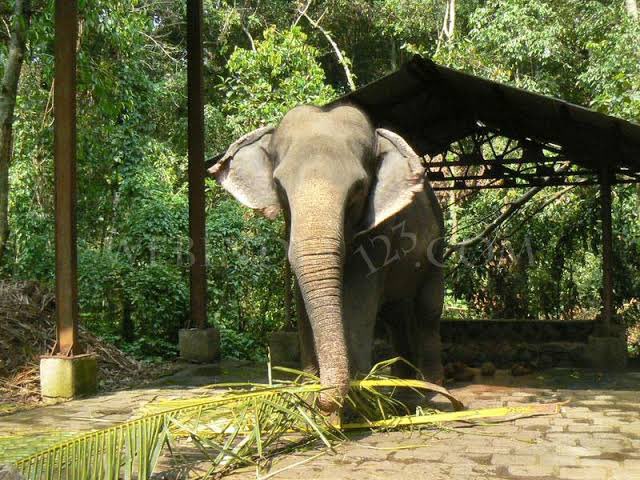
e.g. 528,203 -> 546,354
0,0 -> 638,361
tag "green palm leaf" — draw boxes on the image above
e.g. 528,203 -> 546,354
11,358 -> 561,479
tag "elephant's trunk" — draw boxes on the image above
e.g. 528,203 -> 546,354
288,196 -> 349,414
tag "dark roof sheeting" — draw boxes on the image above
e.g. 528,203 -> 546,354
332,56 -> 640,174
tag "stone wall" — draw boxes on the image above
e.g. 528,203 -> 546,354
439,319 -> 598,368
274,319 -> 625,370
371,319 -> 603,369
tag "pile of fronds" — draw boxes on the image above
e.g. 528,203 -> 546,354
0,281 -> 158,407
11,359 -> 561,480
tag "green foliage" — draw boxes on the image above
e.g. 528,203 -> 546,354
221,26 -> 336,135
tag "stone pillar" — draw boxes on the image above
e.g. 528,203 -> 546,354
586,168 -> 627,370
40,354 -> 97,399
179,328 -> 220,363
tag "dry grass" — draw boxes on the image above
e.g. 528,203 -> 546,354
0,281 -> 170,410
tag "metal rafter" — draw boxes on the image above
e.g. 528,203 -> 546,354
424,126 -> 640,191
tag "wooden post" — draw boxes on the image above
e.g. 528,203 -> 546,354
600,167 -> 613,336
187,0 -> 207,329
54,0 -> 79,355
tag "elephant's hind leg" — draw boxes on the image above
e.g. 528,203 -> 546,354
381,300 -> 420,379
415,269 -> 445,384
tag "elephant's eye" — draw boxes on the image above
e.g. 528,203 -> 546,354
350,179 -> 367,199
273,177 -> 289,209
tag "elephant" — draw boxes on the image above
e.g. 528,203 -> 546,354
210,104 -> 444,413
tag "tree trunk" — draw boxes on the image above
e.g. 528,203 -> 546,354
626,0 -> 638,20
0,0 -> 31,265
121,297 -> 135,342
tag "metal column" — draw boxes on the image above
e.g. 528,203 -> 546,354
600,167 -> 613,336
54,0 -> 80,355
187,0 -> 207,329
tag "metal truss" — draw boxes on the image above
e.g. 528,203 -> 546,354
424,127 -> 640,191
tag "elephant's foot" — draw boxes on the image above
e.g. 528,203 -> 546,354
390,360 -> 416,379
422,333 -> 444,385
421,361 -> 444,386
299,351 -> 319,377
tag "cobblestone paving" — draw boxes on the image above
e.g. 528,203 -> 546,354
1,363 -> 639,479
229,368 -> 640,480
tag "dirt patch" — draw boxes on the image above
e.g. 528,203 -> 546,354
0,281 -> 176,411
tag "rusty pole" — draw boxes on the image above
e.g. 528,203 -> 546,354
600,167 -> 613,337
187,0 -> 207,329
54,0 -> 79,355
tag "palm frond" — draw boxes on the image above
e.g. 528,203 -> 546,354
11,358 -> 561,479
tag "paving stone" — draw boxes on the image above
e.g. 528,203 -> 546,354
515,417 -> 552,427
567,424 -> 616,433
545,433 -> 586,445
490,454 -> 537,466
579,458 -> 620,469
465,445 -> 512,454
591,416 -> 626,426
610,468 -> 640,480
562,406 -> 591,417
578,400 -> 611,406
555,445 -> 601,457
558,466 -> 608,479
539,454 -> 579,467
391,448 -> 445,462
578,437 -> 629,450
507,465 -> 554,477
594,395 -> 616,401
620,424 -> 640,435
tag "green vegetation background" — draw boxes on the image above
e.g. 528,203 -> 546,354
1,0 -> 638,361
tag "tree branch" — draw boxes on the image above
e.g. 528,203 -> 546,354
302,11 -> 356,91
0,0 -> 31,264
502,185 -> 576,240
241,23 -> 256,51
292,0 -> 313,27
443,164 -> 571,261
626,0 -> 638,20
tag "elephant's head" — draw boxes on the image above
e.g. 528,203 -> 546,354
210,104 -> 425,413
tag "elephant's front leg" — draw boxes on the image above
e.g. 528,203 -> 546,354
343,267 -> 382,377
294,279 -> 318,374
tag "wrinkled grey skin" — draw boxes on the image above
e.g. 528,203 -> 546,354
210,104 -> 444,413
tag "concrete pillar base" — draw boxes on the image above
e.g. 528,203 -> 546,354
268,331 -> 300,367
179,327 -> 220,363
586,335 -> 628,371
40,354 -> 97,399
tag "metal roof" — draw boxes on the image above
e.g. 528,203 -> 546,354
333,55 -> 640,177
209,56 -> 640,190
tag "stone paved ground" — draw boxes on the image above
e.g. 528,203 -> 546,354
228,368 -> 640,480
1,363 -> 639,479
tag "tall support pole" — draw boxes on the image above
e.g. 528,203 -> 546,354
600,167 -> 613,337
54,0 -> 79,355
187,0 -> 207,329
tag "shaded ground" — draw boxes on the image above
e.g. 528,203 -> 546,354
1,361 -> 639,479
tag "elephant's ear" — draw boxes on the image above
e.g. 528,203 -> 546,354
358,129 -> 425,234
208,126 -> 281,219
